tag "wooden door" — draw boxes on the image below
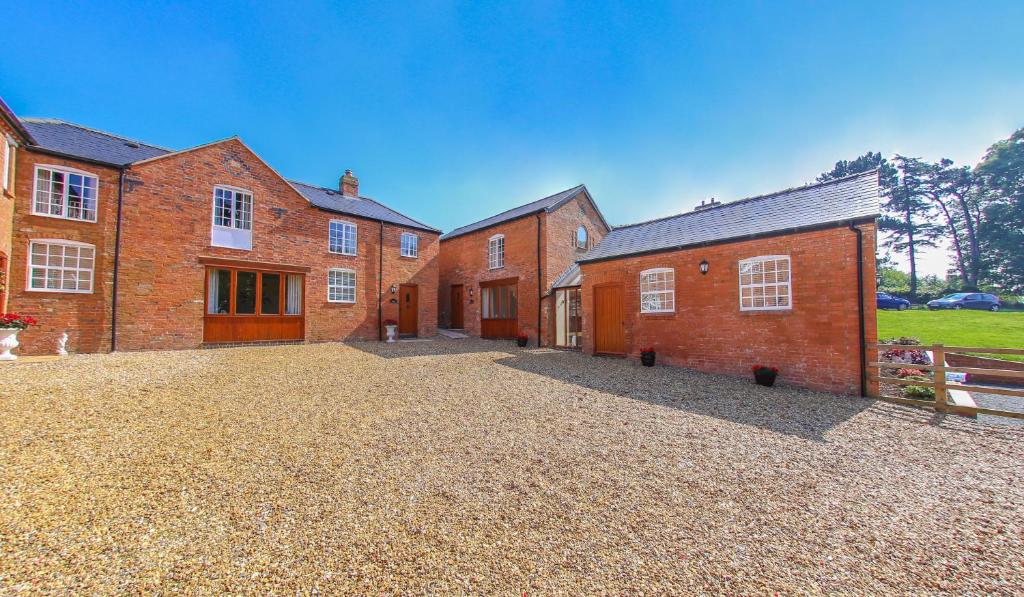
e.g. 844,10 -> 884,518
399,284 -> 418,336
450,285 -> 464,329
594,284 -> 625,354
480,281 -> 518,338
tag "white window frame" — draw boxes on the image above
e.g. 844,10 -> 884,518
738,255 -> 792,311
400,232 -> 418,258
488,234 -> 505,270
327,268 -> 356,303
26,239 -> 96,294
575,226 -> 588,249
2,135 -> 14,193
210,185 -> 253,250
32,164 -> 100,222
329,220 -> 358,256
639,267 -> 675,313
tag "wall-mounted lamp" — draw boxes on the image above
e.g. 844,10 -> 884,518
699,259 -> 710,275
468,288 -> 474,298
390,284 -> 397,294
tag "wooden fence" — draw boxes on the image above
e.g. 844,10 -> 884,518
867,343 -> 1024,420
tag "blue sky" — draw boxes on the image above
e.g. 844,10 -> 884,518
4,1 -> 1023,274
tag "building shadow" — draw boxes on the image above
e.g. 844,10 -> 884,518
491,349 -> 875,442
347,336 -> 527,360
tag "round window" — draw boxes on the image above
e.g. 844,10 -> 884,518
576,226 -> 588,248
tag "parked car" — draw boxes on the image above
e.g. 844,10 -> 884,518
877,292 -> 911,310
927,292 -> 1002,311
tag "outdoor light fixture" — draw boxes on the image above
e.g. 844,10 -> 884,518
390,284 -> 397,294
469,288 -> 474,298
699,259 -> 710,275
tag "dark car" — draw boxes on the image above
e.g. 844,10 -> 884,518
927,292 -> 1002,311
877,292 -> 911,310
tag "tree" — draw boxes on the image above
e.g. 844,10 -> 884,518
975,127 -> 1024,293
817,152 -> 891,183
880,156 -> 943,298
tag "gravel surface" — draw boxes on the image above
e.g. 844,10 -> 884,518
2,338 -> 1023,594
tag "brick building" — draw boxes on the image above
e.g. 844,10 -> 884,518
577,171 -> 880,395
0,97 -> 35,312
2,99 -> 439,355
438,185 -> 609,346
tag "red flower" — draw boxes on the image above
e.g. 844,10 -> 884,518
640,346 -> 655,353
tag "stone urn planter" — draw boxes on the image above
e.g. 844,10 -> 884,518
0,328 -> 20,361
384,320 -> 398,343
0,313 -> 38,361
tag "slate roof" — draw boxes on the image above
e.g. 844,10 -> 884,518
441,184 -> 608,240
0,97 -> 34,143
17,118 -> 437,231
551,263 -> 582,289
579,170 -> 880,263
21,119 -> 171,165
289,181 -> 439,232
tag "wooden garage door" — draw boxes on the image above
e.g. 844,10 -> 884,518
594,284 -> 625,355
480,280 -> 518,339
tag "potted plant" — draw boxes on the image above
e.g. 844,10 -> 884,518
516,332 -> 529,347
752,364 -> 779,387
383,319 -> 398,343
0,313 -> 38,361
640,345 -> 656,367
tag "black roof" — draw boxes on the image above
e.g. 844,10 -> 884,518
441,184 -> 609,240
18,118 -> 437,231
22,119 -> 171,165
289,181 -> 439,233
580,170 -> 880,263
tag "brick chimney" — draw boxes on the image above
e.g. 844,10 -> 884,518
340,169 -> 359,196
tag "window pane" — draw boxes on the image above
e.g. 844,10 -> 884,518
261,273 -> 281,314
235,271 -> 257,314
208,269 -> 231,314
235,191 -> 252,230
285,274 -> 303,314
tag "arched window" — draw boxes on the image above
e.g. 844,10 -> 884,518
488,234 -> 505,269
576,226 -> 588,248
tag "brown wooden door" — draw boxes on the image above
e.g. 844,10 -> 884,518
450,285 -> 464,329
594,284 -> 625,354
399,284 -> 418,336
480,281 -> 518,338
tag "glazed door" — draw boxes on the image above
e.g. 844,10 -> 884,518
480,281 -> 518,339
203,268 -> 305,343
399,284 -> 418,336
450,285 -> 464,329
594,284 -> 625,355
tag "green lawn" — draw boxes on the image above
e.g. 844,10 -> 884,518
878,309 -> 1024,361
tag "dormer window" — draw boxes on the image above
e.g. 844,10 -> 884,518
488,234 -> 505,270
33,165 -> 98,222
211,186 -> 253,250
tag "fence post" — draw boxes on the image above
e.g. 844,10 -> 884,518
933,343 -> 947,413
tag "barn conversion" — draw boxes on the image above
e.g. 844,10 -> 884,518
577,171 -> 880,394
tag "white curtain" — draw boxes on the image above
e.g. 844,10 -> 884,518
286,274 -> 303,315
207,270 -> 221,314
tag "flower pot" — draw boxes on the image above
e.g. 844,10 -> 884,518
0,328 -> 20,361
640,351 -> 656,367
385,325 -> 398,343
754,371 -> 777,387
516,336 -> 528,347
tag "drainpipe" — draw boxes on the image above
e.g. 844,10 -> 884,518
849,222 -> 866,397
536,213 -> 542,348
110,167 -> 126,352
378,221 -> 384,341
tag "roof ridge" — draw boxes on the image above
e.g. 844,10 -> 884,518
21,117 -> 174,152
289,180 -> 440,232
444,184 -> 585,236
611,169 -> 879,232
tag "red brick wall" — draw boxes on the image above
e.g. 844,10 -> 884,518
438,192 -> 608,345
579,223 -> 878,394
7,149 -> 121,354
115,139 -> 438,350
0,118 -> 22,312
438,214 -> 541,340
6,138 -> 438,354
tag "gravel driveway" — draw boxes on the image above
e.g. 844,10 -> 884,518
2,339 -> 1022,594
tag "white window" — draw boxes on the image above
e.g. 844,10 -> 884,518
2,136 -> 13,193
488,234 -> 505,269
27,240 -> 95,293
329,220 -> 357,255
575,226 -> 588,248
33,165 -> 99,222
211,186 -> 253,250
639,268 -> 675,313
328,268 -> 356,303
400,232 -> 418,258
739,255 -> 792,311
